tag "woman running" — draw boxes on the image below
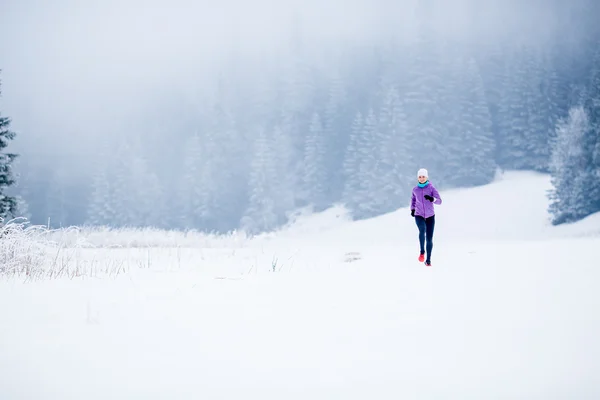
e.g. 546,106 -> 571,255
410,168 -> 442,266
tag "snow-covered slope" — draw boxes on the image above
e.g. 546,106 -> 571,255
270,170 -> 599,245
1,171 -> 599,400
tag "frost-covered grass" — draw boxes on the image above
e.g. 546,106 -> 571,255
0,218 -> 48,277
41,225 -> 252,249
0,220 -> 132,279
0,204 -> 349,279
0,221 -> 258,279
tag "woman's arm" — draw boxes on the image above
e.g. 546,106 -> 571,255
431,186 -> 442,205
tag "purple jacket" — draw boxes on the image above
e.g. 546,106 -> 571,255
411,182 -> 442,218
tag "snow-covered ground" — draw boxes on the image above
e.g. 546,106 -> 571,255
1,171 -> 599,399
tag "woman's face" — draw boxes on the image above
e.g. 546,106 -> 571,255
418,175 -> 427,184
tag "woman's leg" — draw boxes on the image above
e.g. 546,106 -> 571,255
425,215 -> 435,263
415,216 -> 426,255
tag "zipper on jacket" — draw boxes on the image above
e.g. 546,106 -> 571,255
422,187 -> 425,218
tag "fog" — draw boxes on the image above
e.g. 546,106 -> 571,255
3,0 -> 398,158
1,0 -> 566,141
0,0 -> 597,231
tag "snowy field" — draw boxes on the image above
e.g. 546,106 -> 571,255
1,171 -> 600,399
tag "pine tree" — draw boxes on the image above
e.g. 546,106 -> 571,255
0,72 -> 18,221
86,137 -> 116,226
354,108 -> 379,219
322,70 -> 349,201
450,58 -> 496,186
376,85 -> 412,212
302,112 -> 327,210
523,49 -> 554,172
272,124 -> 297,222
179,133 -> 207,230
5,157 -> 31,221
111,138 -> 134,227
544,63 -> 563,150
110,136 -> 166,228
241,127 -> 278,234
86,164 -> 116,226
548,106 -> 591,224
477,42 -> 510,162
436,55 -> 464,186
496,47 -> 531,170
209,99 -> 247,232
402,28 -> 448,174
342,111 -> 364,209
129,154 -> 164,228
583,40 -> 600,213
197,129 -> 219,230
496,46 -> 558,172
550,40 -> 600,225
278,53 -> 315,209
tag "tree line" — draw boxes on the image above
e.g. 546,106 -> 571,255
3,8 -> 600,232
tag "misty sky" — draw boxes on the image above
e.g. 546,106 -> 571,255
0,0 -> 584,175
1,0 -> 393,162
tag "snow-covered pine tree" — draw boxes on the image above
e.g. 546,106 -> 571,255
0,72 -> 18,221
197,129 -> 220,230
179,132 -> 209,230
548,39 -> 600,225
86,136 -> 119,227
543,64 -> 563,158
86,164 -> 115,226
342,111 -> 364,209
477,42 -> 510,162
278,110 -> 304,215
436,54 -> 465,186
322,69 -> 349,201
548,106 -> 590,224
3,156 -> 31,221
354,108 -> 379,219
279,52 -> 315,209
454,58 -> 496,186
582,40 -> 600,214
303,112 -> 327,210
272,124 -> 297,223
402,28 -> 447,174
496,47 -> 531,170
110,136 -> 166,228
241,127 -> 278,234
549,0 -> 597,113
111,138 -> 134,227
523,49 -> 554,172
129,154 -> 165,228
375,85 -> 412,212
497,46 -> 558,172
209,95 -> 247,232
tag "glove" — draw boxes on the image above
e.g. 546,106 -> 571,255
424,195 -> 434,202
411,209 -> 415,217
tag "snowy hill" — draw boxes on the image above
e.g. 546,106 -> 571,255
1,171 -> 599,400
269,170 -> 600,245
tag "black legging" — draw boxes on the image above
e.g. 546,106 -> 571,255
415,215 -> 435,263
